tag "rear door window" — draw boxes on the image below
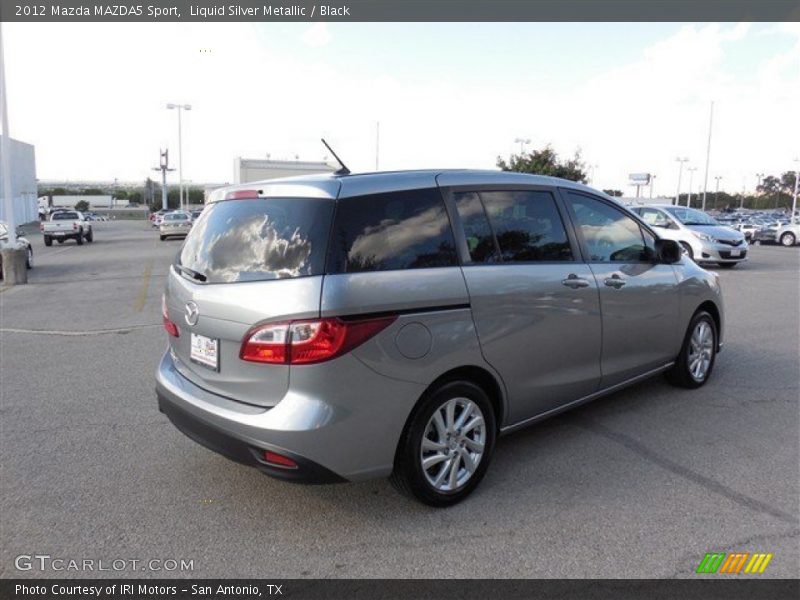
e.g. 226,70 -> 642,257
178,198 -> 334,283
328,188 -> 458,273
479,190 -> 573,262
452,192 -> 500,263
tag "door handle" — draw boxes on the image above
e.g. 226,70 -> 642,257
604,274 -> 626,289
561,274 -> 590,289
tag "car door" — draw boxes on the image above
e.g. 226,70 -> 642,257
562,191 -> 681,388
445,187 -> 602,425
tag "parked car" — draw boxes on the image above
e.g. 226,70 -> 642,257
159,212 -> 192,240
150,209 -> 170,227
190,209 -> 204,222
772,222 -> 800,246
630,205 -> 747,268
40,210 -> 93,246
156,170 -> 725,506
0,221 -> 33,273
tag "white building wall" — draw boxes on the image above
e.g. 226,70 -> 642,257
0,136 -> 37,224
234,158 -> 335,184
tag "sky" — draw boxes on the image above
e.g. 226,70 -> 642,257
3,21 -> 799,195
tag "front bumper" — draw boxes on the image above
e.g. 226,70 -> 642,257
155,348 -> 424,483
695,241 -> 748,264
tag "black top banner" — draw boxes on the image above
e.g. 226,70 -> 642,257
2,0 -> 799,22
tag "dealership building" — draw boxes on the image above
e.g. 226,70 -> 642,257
0,136 -> 38,224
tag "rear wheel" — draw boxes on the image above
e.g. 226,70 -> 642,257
390,380 -> 496,507
85,229 -> 93,243
26,246 -> 33,269
780,232 -> 796,247
666,311 -> 717,389
76,232 -> 83,245
44,236 -> 52,247
159,235 -> 166,241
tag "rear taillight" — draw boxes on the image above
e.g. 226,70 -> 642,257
162,294 -> 179,337
240,316 -> 396,365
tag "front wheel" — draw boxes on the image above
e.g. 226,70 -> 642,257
26,246 -> 33,269
390,381 -> 496,507
680,242 -> 695,260
780,232 -> 796,247
666,311 -> 717,389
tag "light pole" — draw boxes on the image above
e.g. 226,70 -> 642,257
714,176 -> 722,210
791,159 -> 798,224
152,149 -> 175,212
649,174 -> 657,199
701,101 -> 714,211
675,157 -> 688,206
687,166 -> 698,207
167,103 -> 191,211
0,23 -> 16,248
514,137 -> 530,154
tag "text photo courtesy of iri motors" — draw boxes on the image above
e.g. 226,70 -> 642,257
0,2 -> 798,599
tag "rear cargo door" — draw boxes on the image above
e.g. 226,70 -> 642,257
164,195 -> 335,407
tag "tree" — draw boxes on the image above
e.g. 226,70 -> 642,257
603,189 -> 623,197
497,145 -> 587,183
74,199 -> 90,212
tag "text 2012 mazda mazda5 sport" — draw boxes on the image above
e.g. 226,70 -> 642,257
156,170 -> 724,506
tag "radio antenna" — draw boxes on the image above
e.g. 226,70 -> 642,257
321,138 -> 350,175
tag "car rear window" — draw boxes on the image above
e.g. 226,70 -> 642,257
327,188 -> 458,273
178,198 -> 334,284
53,212 -> 78,220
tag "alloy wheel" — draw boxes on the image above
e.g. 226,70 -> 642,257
420,397 -> 486,492
688,321 -> 714,382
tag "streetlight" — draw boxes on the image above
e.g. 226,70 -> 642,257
514,137 -> 531,154
687,166 -> 698,207
166,103 -> 191,211
713,175 -> 722,210
649,174 -> 657,199
792,159 -> 799,225
675,157 -> 689,206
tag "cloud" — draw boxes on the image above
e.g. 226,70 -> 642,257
301,23 -> 332,48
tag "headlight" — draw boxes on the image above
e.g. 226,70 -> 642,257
692,231 -> 716,242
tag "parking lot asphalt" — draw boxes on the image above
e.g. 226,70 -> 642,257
1,220 -> 798,579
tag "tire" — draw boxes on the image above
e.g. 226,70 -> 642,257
44,236 -> 52,247
716,263 -> 737,269
85,229 -> 93,243
159,235 -> 166,241
390,380 -> 496,507
76,231 -> 83,245
666,310 -> 717,389
680,242 -> 694,260
26,246 -> 33,269
780,232 -> 796,247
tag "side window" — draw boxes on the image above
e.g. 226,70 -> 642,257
565,192 -> 652,263
480,190 -> 573,262
452,192 -> 500,263
328,188 -> 458,273
640,208 -> 669,228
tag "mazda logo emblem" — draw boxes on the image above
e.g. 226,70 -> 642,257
184,301 -> 199,326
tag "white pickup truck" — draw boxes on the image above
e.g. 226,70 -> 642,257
41,211 -> 94,246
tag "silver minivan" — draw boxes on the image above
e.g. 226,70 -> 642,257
156,171 -> 724,506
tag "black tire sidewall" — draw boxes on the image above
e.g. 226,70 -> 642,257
398,381 -> 496,506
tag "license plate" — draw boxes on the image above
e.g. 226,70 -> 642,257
54,231 -> 65,236
730,249 -> 741,257
190,333 -> 219,370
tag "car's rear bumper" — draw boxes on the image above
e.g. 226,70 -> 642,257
155,348 -> 424,483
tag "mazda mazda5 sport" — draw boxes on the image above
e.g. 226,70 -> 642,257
156,170 -> 724,506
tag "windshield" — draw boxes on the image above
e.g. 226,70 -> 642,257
664,206 -> 719,226
178,197 -> 334,284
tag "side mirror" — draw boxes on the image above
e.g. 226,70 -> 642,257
655,239 -> 682,264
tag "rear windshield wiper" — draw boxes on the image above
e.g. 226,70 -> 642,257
176,264 -> 207,282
